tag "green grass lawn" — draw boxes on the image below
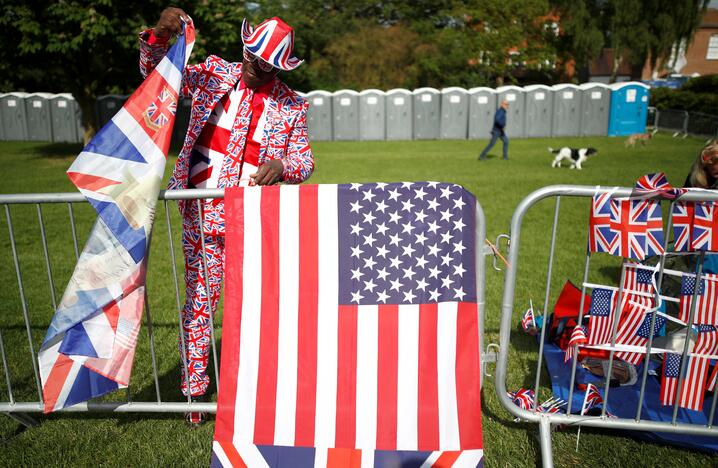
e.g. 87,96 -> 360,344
1,134 -> 717,466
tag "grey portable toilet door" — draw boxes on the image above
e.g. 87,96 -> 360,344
332,90 -> 359,141
1,93 -> 29,140
25,92 -> 53,141
523,85 -> 552,138
413,87 -> 440,140
579,83 -> 610,136
551,84 -> 581,137
306,90 -> 333,141
440,87 -> 469,139
496,86 -> 524,138
49,94 -> 79,143
385,89 -> 413,141
359,89 -> 386,141
468,88 -> 496,139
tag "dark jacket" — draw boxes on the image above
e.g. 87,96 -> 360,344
492,107 -> 507,136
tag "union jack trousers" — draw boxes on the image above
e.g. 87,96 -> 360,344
180,202 -> 225,397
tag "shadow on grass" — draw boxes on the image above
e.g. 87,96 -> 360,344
33,143 -> 84,159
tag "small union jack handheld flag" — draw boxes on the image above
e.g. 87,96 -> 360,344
521,301 -> 536,332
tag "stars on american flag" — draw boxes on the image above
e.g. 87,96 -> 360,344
338,182 -> 476,305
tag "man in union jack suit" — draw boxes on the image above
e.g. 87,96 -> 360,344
139,7 -> 314,425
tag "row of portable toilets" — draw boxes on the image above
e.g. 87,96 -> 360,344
0,82 -> 650,144
302,82 -> 650,141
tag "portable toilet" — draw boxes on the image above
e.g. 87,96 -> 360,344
439,87 -> 469,140
25,92 -> 54,141
523,84 -> 553,138
579,83 -> 611,136
0,92 -> 29,140
551,84 -> 581,137
385,88 -> 413,140
496,86 -> 525,138
49,94 -> 80,143
358,89 -> 386,141
306,90 -> 332,141
413,87 -> 440,140
95,94 -> 128,129
332,89 -> 359,141
607,82 -> 650,136
468,87 -> 497,139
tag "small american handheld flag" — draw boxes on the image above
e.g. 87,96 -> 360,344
678,325 -> 718,412
212,182 -> 483,467
587,288 -> 617,345
615,265 -> 656,365
679,274 -> 718,326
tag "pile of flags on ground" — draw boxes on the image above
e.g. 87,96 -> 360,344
37,23 -> 195,412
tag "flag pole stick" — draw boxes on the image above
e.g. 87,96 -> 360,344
576,385 -> 590,452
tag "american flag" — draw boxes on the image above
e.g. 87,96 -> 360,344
678,325 -> 718,411
672,201 -> 695,252
38,22 -> 194,413
521,306 -> 535,332
615,266 -> 656,365
661,353 -> 682,406
588,192 -> 618,254
212,183 -> 483,467
679,274 -> 718,325
616,313 -> 666,365
707,362 -> 718,392
692,202 -> 718,251
632,172 -> 685,200
580,383 -> 604,415
609,198 -> 664,261
564,325 -> 587,363
587,288 -> 617,345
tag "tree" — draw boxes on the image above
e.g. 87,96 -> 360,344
549,0 -> 605,82
0,0 -> 248,142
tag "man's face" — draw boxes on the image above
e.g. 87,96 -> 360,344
501,100 -> 509,110
241,48 -> 279,89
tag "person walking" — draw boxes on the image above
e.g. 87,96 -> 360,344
478,99 -> 509,160
139,7 -> 314,426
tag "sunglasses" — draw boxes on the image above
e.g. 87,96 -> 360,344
243,48 -> 275,73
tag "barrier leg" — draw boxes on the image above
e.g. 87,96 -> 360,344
538,417 -> 554,468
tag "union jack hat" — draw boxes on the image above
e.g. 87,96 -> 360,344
241,17 -> 303,71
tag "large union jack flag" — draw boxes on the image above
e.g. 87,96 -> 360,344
38,23 -> 195,413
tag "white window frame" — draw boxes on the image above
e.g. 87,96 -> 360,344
707,34 -> 718,60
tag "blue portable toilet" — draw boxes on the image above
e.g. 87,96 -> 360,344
607,82 -> 650,136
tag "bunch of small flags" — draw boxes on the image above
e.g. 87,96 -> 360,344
507,388 -> 567,421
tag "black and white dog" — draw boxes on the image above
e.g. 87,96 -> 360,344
548,147 -> 598,170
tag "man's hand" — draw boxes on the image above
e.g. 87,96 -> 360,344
154,7 -> 190,38
250,159 -> 284,186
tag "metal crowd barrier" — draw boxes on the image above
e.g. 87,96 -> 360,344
655,109 -> 689,138
496,185 -> 718,468
0,187 -> 494,427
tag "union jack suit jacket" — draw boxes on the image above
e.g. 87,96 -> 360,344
139,31 -> 314,233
